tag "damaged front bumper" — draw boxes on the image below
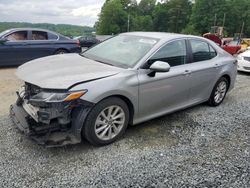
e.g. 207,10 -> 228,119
10,91 -> 93,147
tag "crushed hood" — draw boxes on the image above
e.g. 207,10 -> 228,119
16,53 -> 123,89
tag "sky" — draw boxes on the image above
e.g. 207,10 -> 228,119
0,0 -> 108,26
0,0 -> 159,27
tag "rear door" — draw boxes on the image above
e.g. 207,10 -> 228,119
27,30 -> 58,59
187,39 -> 220,103
0,30 -> 30,66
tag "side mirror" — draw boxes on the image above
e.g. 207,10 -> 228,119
148,61 -> 170,77
150,61 -> 170,72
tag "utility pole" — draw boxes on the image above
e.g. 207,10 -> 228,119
222,13 -> 226,28
241,21 -> 245,34
127,14 -> 130,32
214,13 -> 217,26
175,8 -> 180,33
240,21 -> 245,40
125,4 -> 131,32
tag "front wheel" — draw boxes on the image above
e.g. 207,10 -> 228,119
208,77 -> 229,106
83,97 -> 129,146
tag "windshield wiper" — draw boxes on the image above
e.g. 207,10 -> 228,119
80,53 -> 115,67
94,59 -> 114,66
99,61 -> 115,66
79,53 -> 87,58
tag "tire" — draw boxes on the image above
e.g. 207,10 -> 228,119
208,77 -> 229,106
54,49 -> 68,55
83,97 -> 129,146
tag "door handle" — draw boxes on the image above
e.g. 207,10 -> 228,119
183,70 -> 192,76
214,63 -> 220,68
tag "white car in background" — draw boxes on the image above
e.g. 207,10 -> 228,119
237,47 -> 250,72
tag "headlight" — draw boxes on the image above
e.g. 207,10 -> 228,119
237,55 -> 243,61
30,90 -> 88,103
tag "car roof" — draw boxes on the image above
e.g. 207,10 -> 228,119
0,28 -> 72,39
121,32 -> 208,42
7,28 -> 52,32
4,28 -> 62,36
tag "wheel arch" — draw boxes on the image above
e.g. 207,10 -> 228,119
98,95 -> 135,125
221,74 -> 231,90
54,48 -> 70,54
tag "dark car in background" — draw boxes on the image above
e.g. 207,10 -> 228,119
0,28 -> 81,66
74,36 -> 99,48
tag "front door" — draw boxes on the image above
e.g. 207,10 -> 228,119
138,39 -> 192,122
0,30 -> 29,66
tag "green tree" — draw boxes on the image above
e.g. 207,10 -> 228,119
96,0 -> 127,35
152,3 -> 169,32
153,0 -> 192,33
129,0 -> 156,31
132,15 -> 154,31
187,0 -> 227,35
96,0 -> 250,36
185,0 -> 250,36
138,0 -> 156,15
224,0 -> 250,36
167,0 -> 192,33
121,0 -> 137,9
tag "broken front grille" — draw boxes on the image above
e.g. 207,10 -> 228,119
24,83 -> 42,99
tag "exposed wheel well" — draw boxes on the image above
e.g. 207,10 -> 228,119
221,74 -> 231,90
101,95 -> 134,125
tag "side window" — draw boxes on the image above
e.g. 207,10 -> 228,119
209,45 -> 217,58
48,32 -> 58,40
5,31 -> 28,41
32,31 -> 48,40
190,40 -> 216,62
148,40 -> 187,67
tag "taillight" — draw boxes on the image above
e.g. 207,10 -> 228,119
76,40 -> 80,47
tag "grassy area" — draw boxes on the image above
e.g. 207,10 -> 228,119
0,22 -> 95,37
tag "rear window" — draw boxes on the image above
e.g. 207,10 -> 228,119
209,45 -> 217,58
32,31 -> 48,40
48,32 -> 58,40
190,40 -> 217,62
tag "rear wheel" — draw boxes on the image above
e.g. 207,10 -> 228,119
54,49 -> 68,55
83,97 -> 129,146
208,77 -> 229,106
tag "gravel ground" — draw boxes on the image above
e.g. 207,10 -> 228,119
0,68 -> 249,187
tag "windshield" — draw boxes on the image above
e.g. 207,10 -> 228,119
228,40 -> 240,46
82,35 -> 159,68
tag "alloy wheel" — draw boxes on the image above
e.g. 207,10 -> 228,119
214,81 -> 227,104
94,105 -> 125,141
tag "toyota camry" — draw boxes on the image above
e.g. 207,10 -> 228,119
10,32 -> 237,147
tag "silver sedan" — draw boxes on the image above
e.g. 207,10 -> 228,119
10,32 -> 237,146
